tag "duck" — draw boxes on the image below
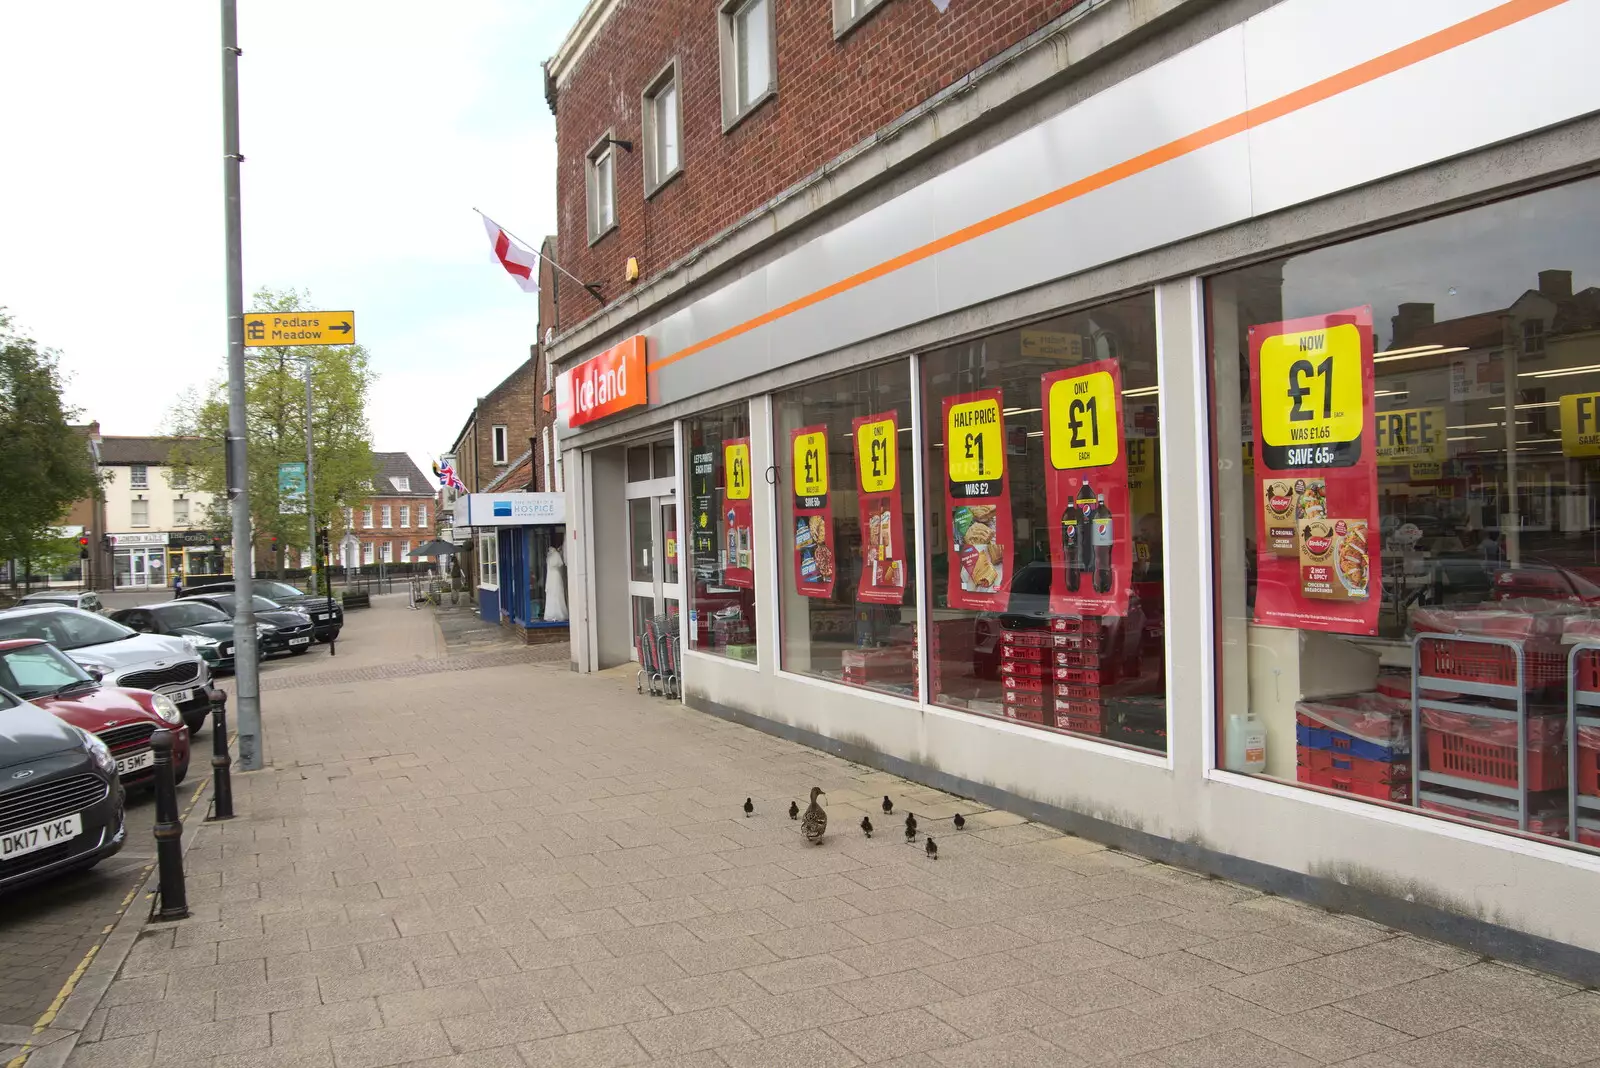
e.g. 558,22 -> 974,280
801,786 -> 828,844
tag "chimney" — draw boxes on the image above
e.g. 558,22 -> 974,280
1538,269 -> 1573,299
1391,302 -> 1435,348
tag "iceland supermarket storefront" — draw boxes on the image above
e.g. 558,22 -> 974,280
550,0 -> 1600,972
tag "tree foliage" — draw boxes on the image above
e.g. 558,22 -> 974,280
0,310 -> 99,574
167,288 -> 377,561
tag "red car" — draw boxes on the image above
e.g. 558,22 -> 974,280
0,639 -> 190,786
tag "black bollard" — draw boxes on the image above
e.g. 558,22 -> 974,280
327,596 -> 337,658
207,701 -> 234,821
150,729 -> 190,921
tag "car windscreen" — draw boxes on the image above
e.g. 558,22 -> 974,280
154,601 -> 229,627
256,581 -> 304,600
0,644 -> 94,698
0,609 -> 134,650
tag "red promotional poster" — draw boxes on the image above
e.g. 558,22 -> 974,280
942,389 -> 1012,611
852,411 -> 908,605
722,437 -> 754,590
790,425 -> 836,599
1250,307 -> 1380,635
1041,359 -> 1132,616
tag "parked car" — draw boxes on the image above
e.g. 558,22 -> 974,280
187,579 -> 343,642
0,691 -> 126,893
179,593 -> 315,656
110,601 -> 249,673
16,590 -> 104,614
0,606 -> 220,735
0,639 -> 190,786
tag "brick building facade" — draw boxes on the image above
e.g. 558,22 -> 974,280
544,0 -> 1089,328
335,453 -> 438,567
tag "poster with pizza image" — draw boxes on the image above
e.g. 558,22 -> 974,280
1041,358 -> 1131,616
942,389 -> 1013,611
722,437 -> 755,590
1249,307 -> 1380,636
790,425 -> 836,599
852,411 -> 908,605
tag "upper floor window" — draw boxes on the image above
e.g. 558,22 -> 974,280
130,464 -> 148,489
344,507 -> 354,528
130,499 -> 149,527
833,0 -> 886,37
587,135 -> 617,244
173,499 -> 190,525
643,62 -> 682,195
720,0 -> 775,129
1522,317 -> 1546,356
169,467 -> 188,490
400,505 -> 411,528
492,425 -> 509,465
363,507 -> 374,529
418,504 -> 429,528
381,505 -> 392,528
390,476 -> 410,492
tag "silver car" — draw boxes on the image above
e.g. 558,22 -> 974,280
17,590 -> 104,614
0,606 -> 215,735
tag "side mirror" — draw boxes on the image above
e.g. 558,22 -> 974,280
84,665 -> 105,682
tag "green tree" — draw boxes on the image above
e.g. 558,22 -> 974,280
167,287 -> 377,577
0,311 -> 99,588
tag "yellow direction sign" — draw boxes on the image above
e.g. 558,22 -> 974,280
244,310 -> 356,347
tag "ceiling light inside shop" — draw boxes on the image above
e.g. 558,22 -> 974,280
1520,364 -> 1600,379
1373,345 -> 1469,364
1374,389 -> 1409,397
1122,387 -> 1160,398
1448,422 -> 1530,430
1491,401 -> 1560,410
1448,435 -> 1485,441
1002,407 -> 1041,416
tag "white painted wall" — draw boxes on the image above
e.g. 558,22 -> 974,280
102,464 -> 217,534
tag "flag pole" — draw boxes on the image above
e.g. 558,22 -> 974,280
473,207 -> 605,303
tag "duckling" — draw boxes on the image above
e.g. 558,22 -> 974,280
860,815 -> 873,838
743,798 -> 753,818
789,800 -> 799,820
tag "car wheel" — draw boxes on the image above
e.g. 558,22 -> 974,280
185,713 -> 207,736
174,758 -> 190,785
291,646 -> 309,656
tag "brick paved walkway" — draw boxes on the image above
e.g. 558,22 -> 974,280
61,607 -> 1600,1068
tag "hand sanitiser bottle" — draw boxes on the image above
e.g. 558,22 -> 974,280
1225,709 -> 1268,774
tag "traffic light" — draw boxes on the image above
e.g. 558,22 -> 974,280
78,535 -> 89,560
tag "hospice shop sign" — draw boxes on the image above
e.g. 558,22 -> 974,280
557,336 -> 647,428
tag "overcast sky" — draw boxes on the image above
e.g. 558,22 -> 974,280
0,0 -> 587,482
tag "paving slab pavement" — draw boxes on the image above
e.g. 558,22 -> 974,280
42,599 -> 1600,1068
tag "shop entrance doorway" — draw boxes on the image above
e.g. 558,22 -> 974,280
624,439 -> 681,663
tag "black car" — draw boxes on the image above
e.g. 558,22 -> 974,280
179,594 -> 316,657
188,580 -> 343,642
110,601 -> 250,673
0,691 -> 126,893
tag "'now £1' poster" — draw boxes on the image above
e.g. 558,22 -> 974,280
1041,358 -> 1131,616
853,411 -> 908,605
942,389 -> 1012,611
722,437 -> 754,590
1250,307 -> 1379,636
790,425 -> 835,599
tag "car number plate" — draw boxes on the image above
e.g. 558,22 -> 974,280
1,813 -> 82,861
314,613 -> 328,621
166,688 -> 194,704
221,645 -> 234,658
289,636 -> 311,646
115,750 -> 155,776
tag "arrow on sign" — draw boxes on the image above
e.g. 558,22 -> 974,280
328,321 -> 352,335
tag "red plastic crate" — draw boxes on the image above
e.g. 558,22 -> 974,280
1579,826 -> 1600,848
1577,735 -> 1599,799
1421,798 -> 1568,838
1003,689 -> 1047,709
1054,709 -> 1104,734
1003,704 -> 1046,724
1423,726 -> 1567,792
1000,660 -> 1048,678
1001,645 -> 1049,663
1053,680 -> 1102,701
1055,698 -> 1102,719
1577,649 -> 1600,695
1418,637 -> 1565,691
1003,675 -> 1045,693
1049,615 -> 1108,638
1053,649 -> 1100,668
1300,747 -> 1409,784
1001,630 -> 1053,648
1053,664 -> 1106,683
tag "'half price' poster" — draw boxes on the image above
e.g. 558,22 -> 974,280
1250,307 -> 1379,636
722,437 -> 754,590
1041,359 -> 1131,616
790,425 -> 835,599
942,389 -> 1012,611
853,411 -> 908,605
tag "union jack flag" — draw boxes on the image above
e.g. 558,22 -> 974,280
432,459 -> 465,492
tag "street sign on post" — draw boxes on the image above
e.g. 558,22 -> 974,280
244,310 -> 356,347
278,461 -> 307,514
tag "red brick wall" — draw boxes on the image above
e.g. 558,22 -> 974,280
553,0 -> 1087,328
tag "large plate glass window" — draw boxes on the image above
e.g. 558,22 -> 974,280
920,294 -> 1167,752
774,361 -> 917,698
1207,176 -> 1600,852
684,404 -> 758,662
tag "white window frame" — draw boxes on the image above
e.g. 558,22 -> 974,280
400,540 -> 411,562
172,499 -> 190,525
400,505 -> 410,528
391,476 -> 410,492
832,0 -> 886,37
363,506 -> 374,529
543,427 -> 553,491
642,60 -> 683,196
130,498 -> 149,528
418,504 -> 428,529
130,464 -> 148,489
479,531 -> 499,588
381,505 -> 392,529
380,542 -> 392,563
362,541 -> 375,565
719,0 -> 776,130
170,467 -> 188,490
586,133 -> 618,245
492,425 -> 509,465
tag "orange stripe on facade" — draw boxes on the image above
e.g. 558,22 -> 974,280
647,0 -> 1566,374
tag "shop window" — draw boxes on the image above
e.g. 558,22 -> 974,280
627,445 -> 653,482
684,404 -> 758,662
920,293 -> 1167,752
774,361 -> 918,699
130,465 -> 148,489
1207,175 -> 1600,852
131,499 -> 149,528
479,531 -> 499,587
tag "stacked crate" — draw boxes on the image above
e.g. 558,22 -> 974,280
841,646 -> 917,689
1295,693 -> 1411,803
999,628 -> 1052,724
1050,616 -> 1110,736
928,618 -> 977,705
